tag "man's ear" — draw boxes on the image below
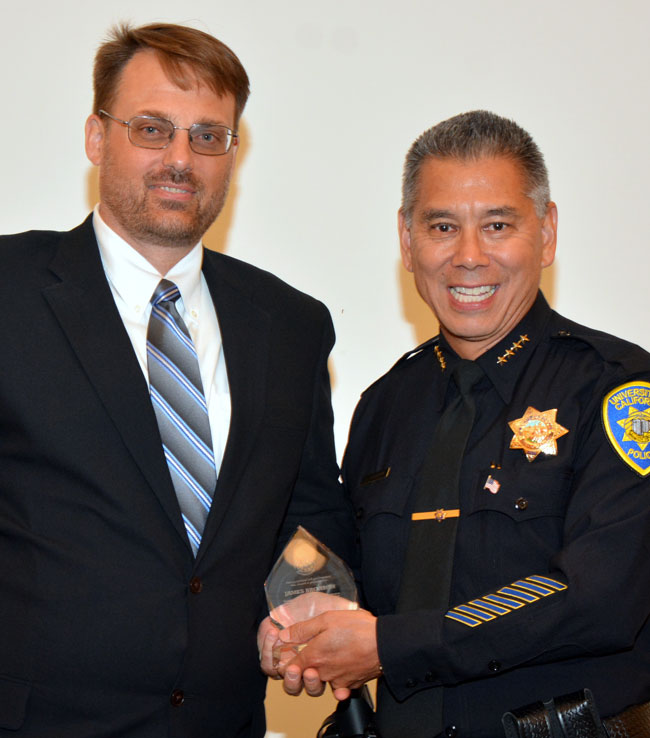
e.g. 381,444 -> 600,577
85,114 -> 105,166
398,209 -> 414,272
541,201 -> 558,268
227,135 -> 239,176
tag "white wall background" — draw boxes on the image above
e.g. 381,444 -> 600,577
2,0 -> 649,735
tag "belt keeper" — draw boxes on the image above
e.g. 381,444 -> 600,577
502,688 -> 606,738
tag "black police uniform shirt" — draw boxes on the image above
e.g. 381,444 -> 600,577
344,292 -> 650,737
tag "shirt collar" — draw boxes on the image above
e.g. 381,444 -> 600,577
92,205 -> 204,314
433,291 -> 553,406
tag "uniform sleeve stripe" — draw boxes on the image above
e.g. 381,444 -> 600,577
513,580 -> 554,596
454,605 -> 496,621
483,594 -> 525,609
526,575 -> 567,591
445,574 -> 565,628
445,611 -> 482,627
470,599 -> 510,615
499,586 -> 539,603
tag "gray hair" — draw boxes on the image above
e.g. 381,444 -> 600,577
401,110 -> 551,224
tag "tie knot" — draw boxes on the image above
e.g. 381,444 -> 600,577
151,279 -> 180,307
452,360 -> 483,397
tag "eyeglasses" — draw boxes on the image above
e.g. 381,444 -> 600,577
99,109 -> 238,156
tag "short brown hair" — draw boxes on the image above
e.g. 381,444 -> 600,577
93,22 -> 250,126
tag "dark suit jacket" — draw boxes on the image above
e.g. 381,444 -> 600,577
0,216 -> 352,738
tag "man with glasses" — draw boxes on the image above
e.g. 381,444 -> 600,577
0,22 -> 351,738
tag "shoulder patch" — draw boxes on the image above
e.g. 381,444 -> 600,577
602,381 -> 650,476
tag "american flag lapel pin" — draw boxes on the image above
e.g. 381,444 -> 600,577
483,475 -> 501,494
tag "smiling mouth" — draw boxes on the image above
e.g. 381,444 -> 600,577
156,185 -> 194,195
450,285 -> 497,303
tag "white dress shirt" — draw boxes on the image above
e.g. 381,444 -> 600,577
93,206 -> 231,475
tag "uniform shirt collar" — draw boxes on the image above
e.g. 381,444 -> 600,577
434,292 -> 553,406
92,205 -> 204,315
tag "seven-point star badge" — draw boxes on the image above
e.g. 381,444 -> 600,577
508,407 -> 569,462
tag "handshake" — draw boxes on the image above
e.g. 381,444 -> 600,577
259,528 -> 383,736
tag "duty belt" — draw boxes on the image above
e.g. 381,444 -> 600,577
501,689 -> 650,738
604,699 -> 650,737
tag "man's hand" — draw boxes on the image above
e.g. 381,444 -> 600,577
279,609 -> 381,700
256,616 -> 327,696
257,616 -> 283,677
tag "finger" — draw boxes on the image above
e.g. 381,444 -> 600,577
303,667 -> 325,697
256,617 -> 278,653
333,687 -> 352,701
260,629 -> 281,676
274,643 -> 300,675
283,664 -> 304,696
279,616 -> 323,645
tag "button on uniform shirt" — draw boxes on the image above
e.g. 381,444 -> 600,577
93,206 -> 231,476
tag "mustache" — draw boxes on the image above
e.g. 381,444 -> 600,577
145,169 -> 201,190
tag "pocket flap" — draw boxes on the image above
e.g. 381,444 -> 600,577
467,466 -> 573,521
352,469 -> 413,522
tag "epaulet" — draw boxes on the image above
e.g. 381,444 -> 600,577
359,336 -> 439,397
549,313 -> 650,376
396,335 -> 440,364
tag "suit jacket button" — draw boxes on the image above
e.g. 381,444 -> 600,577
425,671 -> 435,682
488,660 -> 501,672
190,576 -> 203,594
170,689 -> 184,706
445,727 -> 458,737
515,497 -> 528,510
355,507 -> 364,519
405,678 -> 418,688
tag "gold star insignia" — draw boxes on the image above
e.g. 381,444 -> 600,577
434,345 -> 447,371
509,407 -> 569,462
617,407 -> 650,450
496,334 -> 532,366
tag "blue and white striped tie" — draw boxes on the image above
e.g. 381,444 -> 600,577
147,279 -> 216,555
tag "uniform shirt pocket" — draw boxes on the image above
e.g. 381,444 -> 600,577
352,469 -> 413,613
457,466 -> 574,585
467,466 -> 574,521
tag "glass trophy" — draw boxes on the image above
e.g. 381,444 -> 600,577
265,526 -> 358,629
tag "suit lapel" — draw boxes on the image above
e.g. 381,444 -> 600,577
197,252 -> 270,561
42,216 -> 190,550
43,221 -> 273,559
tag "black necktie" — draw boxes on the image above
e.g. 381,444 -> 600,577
378,359 -> 484,738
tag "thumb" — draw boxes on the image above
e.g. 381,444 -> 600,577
279,615 -> 324,645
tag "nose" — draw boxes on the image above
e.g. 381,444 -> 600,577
451,228 -> 489,269
161,129 -> 193,173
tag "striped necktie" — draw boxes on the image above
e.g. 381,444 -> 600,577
147,279 -> 216,555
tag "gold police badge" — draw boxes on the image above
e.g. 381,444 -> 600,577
508,407 -> 569,462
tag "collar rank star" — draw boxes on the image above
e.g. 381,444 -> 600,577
508,407 -> 569,462
496,334 -> 530,366
602,380 -> 650,476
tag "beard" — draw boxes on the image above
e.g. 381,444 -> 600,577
99,155 -> 231,251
